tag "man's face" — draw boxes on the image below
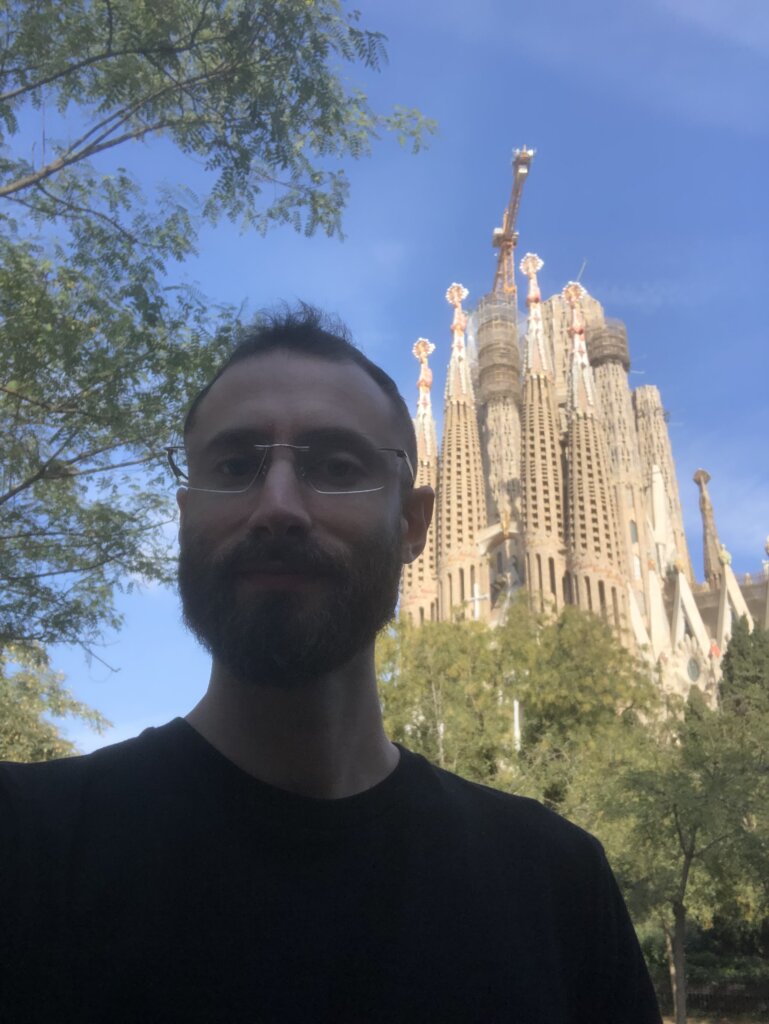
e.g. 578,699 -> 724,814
177,351 -> 430,687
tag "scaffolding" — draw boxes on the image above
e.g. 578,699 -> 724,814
586,317 -> 630,371
475,295 -> 522,405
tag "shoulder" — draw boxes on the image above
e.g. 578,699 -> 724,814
399,747 -> 607,875
0,720 -> 182,822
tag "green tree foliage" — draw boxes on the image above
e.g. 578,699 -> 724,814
0,0 -> 434,653
0,645 -> 109,761
378,600 -> 654,791
720,616 -> 769,711
493,602 -> 655,805
567,684 -> 769,1022
0,0 -> 434,239
0,233 -> 235,650
378,618 -> 506,783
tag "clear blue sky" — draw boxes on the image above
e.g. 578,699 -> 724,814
49,0 -> 769,751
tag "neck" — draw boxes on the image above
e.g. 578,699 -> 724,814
184,645 -> 398,799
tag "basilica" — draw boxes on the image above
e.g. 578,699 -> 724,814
400,154 -> 768,698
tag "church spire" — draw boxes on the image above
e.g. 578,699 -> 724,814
562,281 -> 627,629
400,338 -> 439,625
693,469 -> 724,591
413,337 -> 438,463
519,254 -> 566,612
520,253 -> 550,376
436,283 -> 488,619
563,281 -> 596,414
444,282 -> 472,400
633,384 -> 694,583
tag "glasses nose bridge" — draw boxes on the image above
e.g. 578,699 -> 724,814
257,443 -> 309,490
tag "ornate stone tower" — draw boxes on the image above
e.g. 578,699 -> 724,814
693,468 -> 724,591
436,284 -> 489,619
633,384 -> 694,583
519,254 -> 566,612
586,317 -> 653,614
400,338 -> 440,624
562,282 -> 627,628
474,295 -> 522,535
541,291 -> 605,426
473,294 -> 524,615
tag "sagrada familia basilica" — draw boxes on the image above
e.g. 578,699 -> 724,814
400,149 -> 769,699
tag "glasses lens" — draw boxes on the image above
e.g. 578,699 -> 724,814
171,443 -> 392,494
299,445 -> 387,493
176,447 -> 266,492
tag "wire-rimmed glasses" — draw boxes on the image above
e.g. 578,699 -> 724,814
166,442 -> 415,496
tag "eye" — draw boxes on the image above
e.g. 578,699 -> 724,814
212,453 -> 262,483
305,450 -> 370,490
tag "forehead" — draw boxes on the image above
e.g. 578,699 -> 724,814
190,351 -> 399,446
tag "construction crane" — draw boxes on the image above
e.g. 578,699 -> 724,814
491,146 -> 535,302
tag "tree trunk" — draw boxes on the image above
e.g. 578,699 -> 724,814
664,903 -> 688,1024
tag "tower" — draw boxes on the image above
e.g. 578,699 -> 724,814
474,295 -> 522,538
586,317 -> 654,618
400,339 -> 440,624
693,469 -> 724,591
633,385 -> 694,583
519,254 -> 566,612
562,282 -> 627,629
541,291 -> 605,425
436,284 -> 489,619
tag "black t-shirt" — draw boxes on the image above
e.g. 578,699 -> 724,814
0,719 -> 661,1022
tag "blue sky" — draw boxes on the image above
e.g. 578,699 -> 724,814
45,0 -> 768,750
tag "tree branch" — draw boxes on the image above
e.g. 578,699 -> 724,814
0,433 -> 82,507
0,32 -> 224,105
33,181 -> 142,247
0,57 -> 230,198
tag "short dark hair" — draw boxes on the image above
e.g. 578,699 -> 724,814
184,304 -> 417,471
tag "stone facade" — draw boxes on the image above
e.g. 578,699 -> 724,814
400,241 -> 768,699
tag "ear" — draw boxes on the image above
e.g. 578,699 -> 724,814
400,485 -> 435,564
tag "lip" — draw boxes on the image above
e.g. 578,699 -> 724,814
234,565 -> 325,588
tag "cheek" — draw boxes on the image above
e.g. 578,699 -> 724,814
179,498 -> 243,553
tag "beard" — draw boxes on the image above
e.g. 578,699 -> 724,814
177,520 -> 403,688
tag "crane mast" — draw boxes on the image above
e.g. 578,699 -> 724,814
491,146 -> 535,302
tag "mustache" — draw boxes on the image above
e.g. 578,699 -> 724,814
215,537 -> 346,579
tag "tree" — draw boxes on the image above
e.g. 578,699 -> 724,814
567,689 -> 769,1023
0,0 -> 434,654
493,602 -> 656,806
0,644 -> 109,760
378,618 -> 509,783
379,600 -> 655,792
720,617 -> 769,711
0,233 -> 235,651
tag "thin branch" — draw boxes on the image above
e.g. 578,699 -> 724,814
0,34 -> 222,104
0,383 -> 60,412
695,828 -> 743,861
0,434 -> 79,507
34,181 -> 142,246
79,641 -> 119,674
55,454 -> 159,479
104,0 -> 114,53
1,59 -> 218,196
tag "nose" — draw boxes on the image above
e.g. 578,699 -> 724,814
243,451 -> 313,538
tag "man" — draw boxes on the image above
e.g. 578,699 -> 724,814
1,308 -> 661,1022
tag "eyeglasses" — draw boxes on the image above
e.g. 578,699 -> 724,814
166,442 -> 415,495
